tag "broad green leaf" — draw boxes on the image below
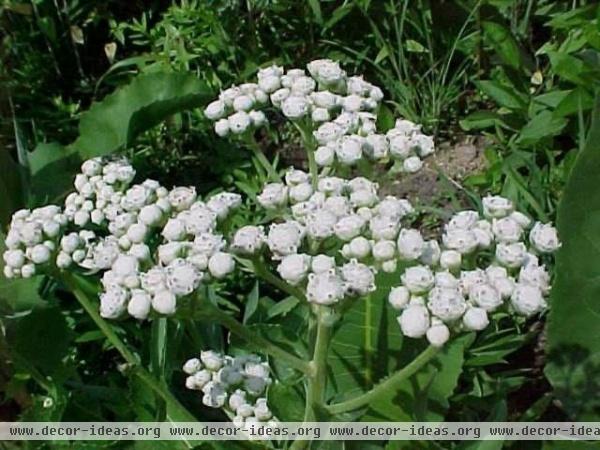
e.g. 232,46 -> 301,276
459,111 -> 505,131
28,142 -> 79,204
547,51 -> 593,85
366,336 -> 470,422
72,72 -> 213,159
517,111 -> 568,145
329,271 -> 404,398
533,90 -> 572,109
482,21 -> 522,69
268,381 -> 305,421
6,306 -> 71,374
545,97 -> 600,421
477,80 -> 528,111
0,276 -> 45,313
554,87 -> 594,117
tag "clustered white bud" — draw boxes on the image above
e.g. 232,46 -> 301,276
245,170 -> 419,305
3,205 -> 66,278
389,195 -> 560,347
183,351 -> 275,427
204,59 -> 435,172
3,156 -> 242,321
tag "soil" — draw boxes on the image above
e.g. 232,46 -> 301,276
280,134 -> 490,207
380,135 -> 489,204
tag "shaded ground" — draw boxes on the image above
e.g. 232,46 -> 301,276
381,135 -> 488,204
280,134 -> 489,207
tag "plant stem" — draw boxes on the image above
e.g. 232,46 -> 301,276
291,307 -> 334,450
293,121 -> 318,189
205,303 -> 310,374
307,307 -> 332,413
243,135 -> 280,181
250,257 -> 307,302
325,345 -> 440,415
63,274 -> 197,424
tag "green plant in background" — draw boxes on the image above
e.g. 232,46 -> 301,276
1,0 -> 600,448
324,0 -> 480,135
461,1 -> 600,219
0,59 -> 563,450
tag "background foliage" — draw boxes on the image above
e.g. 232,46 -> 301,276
1,0 -> 600,448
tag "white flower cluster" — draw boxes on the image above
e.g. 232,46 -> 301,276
2,157 -> 242,321
183,351 -> 276,427
3,206 -> 67,278
231,169 -> 420,305
389,195 -> 560,347
204,59 -> 434,170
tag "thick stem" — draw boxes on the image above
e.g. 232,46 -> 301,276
326,345 -> 440,415
307,308 -> 332,412
291,307 -> 334,450
63,274 -> 197,424
205,303 -> 310,374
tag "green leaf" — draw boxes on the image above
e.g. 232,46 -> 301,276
0,276 -> 45,313
329,271 -> 404,398
0,148 -> 26,226
268,381 -> 305,421
554,87 -> 594,117
476,80 -> 528,110
6,306 -> 71,374
367,336 -> 470,421
243,281 -> 260,324
267,296 -> 299,319
482,21 -> 522,69
323,4 -> 354,31
405,39 -> 428,53
374,46 -> 390,64
545,97 -> 600,420
533,90 -> 572,109
28,142 -> 79,204
517,111 -> 568,145
72,72 -> 213,159
307,0 -> 323,25
459,111 -> 505,131
547,51 -> 593,85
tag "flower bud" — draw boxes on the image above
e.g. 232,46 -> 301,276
152,290 -> 177,315
399,304 -> 430,338
462,307 -> 489,331
426,323 -> 450,347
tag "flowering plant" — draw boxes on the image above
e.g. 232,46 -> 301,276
2,60 -> 559,444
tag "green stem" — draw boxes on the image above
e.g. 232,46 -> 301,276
326,345 -> 440,415
243,135 -> 280,181
150,317 -> 168,420
63,274 -> 197,424
307,307 -> 332,412
293,121 -> 318,189
250,257 -> 307,302
291,307 -> 334,450
364,294 -> 373,386
206,303 -> 310,374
